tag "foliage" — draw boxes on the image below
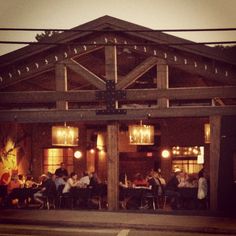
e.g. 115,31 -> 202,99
214,45 -> 236,63
35,30 -> 61,42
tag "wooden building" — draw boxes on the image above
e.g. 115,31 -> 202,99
0,16 -> 236,213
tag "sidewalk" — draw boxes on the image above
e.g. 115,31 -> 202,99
0,209 -> 236,234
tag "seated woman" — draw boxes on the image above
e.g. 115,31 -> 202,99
132,173 -> 149,188
62,172 -> 78,194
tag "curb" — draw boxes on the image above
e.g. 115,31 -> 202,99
1,218 -> 236,235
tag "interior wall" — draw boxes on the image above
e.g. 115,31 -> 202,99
218,116 -> 236,214
160,117 -> 206,181
0,123 -> 32,184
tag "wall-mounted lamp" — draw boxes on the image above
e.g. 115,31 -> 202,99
74,150 -> 82,159
161,149 -> 171,158
204,123 -> 210,144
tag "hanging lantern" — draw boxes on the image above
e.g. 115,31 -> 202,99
52,124 -> 79,146
204,123 -> 210,144
129,121 -> 154,145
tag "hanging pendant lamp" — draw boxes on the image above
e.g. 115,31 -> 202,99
129,121 -> 154,145
52,123 -> 79,146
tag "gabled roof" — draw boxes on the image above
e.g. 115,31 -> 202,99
0,15 -> 235,68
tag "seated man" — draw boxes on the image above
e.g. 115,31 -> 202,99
165,171 -> 181,209
34,173 -> 56,209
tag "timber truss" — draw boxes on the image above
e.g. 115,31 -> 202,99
0,30 -> 236,123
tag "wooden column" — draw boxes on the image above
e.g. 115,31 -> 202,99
157,59 -> 169,108
107,122 -> 119,210
209,115 -> 221,211
55,63 -> 68,110
105,46 -> 118,83
105,45 -> 119,210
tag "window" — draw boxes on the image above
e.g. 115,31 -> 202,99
43,148 -> 74,174
172,158 -> 203,174
171,146 -> 204,174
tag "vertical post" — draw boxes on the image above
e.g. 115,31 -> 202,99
55,63 -> 68,110
105,45 -> 119,210
105,46 -> 118,83
107,122 -> 119,211
209,115 -> 221,211
156,59 -> 169,108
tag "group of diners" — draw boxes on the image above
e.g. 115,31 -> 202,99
0,163 -> 208,210
0,163 -> 104,209
119,168 -> 208,210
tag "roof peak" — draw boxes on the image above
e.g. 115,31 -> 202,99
0,15 -> 235,66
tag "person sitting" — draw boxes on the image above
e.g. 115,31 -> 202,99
89,172 -> 101,188
165,171 -> 181,209
4,174 -> 21,207
34,173 -> 56,209
7,174 -> 21,195
55,162 -> 68,179
18,174 -> 25,188
79,172 -> 90,188
62,172 -> 78,194
133,173 -> 149,187
54,173 -> 66,190
25,175 -> 38,188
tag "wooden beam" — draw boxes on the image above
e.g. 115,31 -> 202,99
55,63 -> 68,110
1,106 -> 236,123
107,122 -> 119,210
116,56 -> 158,89
65,59 -> 106,90
126,86 -> 236,101
157,59 -> 169,108
0,44 -> 102,90
105,46 -> 117,82
209,115 -> 221,211
105,46 -> 119,210
113,35 -> 236,85
0,86 -> 236,104
0,90 -> 96,103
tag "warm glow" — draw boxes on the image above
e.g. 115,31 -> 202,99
52,126 -> 78,146
204,123 -> 210,144
172,146 -> 201,157
96,132 -> 105,150
129,123 -> 154,145
197,146 -> 205,164
90,149 -> 95,154
161,149 -> 170,158
44,148 -> 63,173
74,150 -> 82,159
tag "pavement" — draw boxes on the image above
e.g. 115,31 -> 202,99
0,209 -> 236,235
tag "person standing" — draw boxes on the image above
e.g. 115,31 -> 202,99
55,162 -> 68,179
197,169 -> 208,209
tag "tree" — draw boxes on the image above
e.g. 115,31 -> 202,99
214,45 -> 236,63
35,30 -> 61,42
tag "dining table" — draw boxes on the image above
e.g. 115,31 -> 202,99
120,186 -> 152,209
178,187 -> 198,209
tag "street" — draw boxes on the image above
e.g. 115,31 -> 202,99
0,224 -> 234,236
